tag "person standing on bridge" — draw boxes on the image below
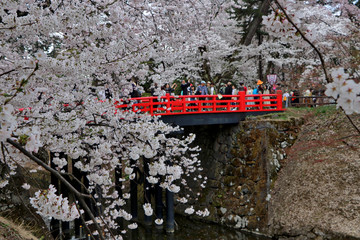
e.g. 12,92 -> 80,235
263,85 -> 271,109
188,85 -> 197,111
151,83 -> 160,109
180,80 -> 191,95
207,82 -> 216,95
196,81 -> 208,110
246,86 -> 253,110
253,80 -> 263,109
164,83 -> 177,95
196,81 -> 208,96
219,83 -> 226,95
224,82 -> 232,100
151,83 -> 160,97
231,84 -> 238,110
238,82 -> 247,93
206,82 -> 216,109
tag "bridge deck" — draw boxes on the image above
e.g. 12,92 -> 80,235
116,90 -> 284,126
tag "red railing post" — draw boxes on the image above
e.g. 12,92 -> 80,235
259,95 -> 263,110
166,93 -> 171,113
276,90 -> 283,110
239,91 -> 245,111
149,97 -> 154,115
132,100 -> 136,112
182,96 -> 186,113
212,95 -> 216,112
197,96 -> 201,112
226,95 -> 232,111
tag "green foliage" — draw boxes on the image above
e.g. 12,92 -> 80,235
260,105 -> 338,120
142,92 -> 152,97
312,105 -> 338,119
18,134 -> 29,146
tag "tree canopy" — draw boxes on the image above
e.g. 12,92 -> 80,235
0,0 -> 359,239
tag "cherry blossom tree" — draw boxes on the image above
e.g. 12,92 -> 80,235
0,0 -> 232,239
1,0 -> 360,239
260,0 -> 360,127
227,0 -> 359,90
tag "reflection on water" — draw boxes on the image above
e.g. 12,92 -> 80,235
126,216 -> 271,240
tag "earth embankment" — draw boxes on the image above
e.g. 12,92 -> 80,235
268,107 -> 360,239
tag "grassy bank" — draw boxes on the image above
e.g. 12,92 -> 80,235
0,216 -> 38,240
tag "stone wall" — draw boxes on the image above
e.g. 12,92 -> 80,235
178,117 -> 304,235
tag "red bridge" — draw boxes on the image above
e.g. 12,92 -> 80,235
117,90 -> 284,126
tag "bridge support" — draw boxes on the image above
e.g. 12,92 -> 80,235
115,164 -> 124,231
165,158 -> 175,233
166,188 -> 175,233
143,158 -> 152,226
130,160 -> 138,220
155,181 -> 163,228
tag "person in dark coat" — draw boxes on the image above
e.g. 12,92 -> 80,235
224,82 -> 233,101
180,80 -> 191,95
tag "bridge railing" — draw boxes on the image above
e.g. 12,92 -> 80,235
288,96 -> 335,108
115,90 -> 284,115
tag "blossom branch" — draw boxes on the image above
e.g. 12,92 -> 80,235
0,21 -> 37,31
102,40 -> 156,65
0,68 -> 16,77
3,144 -> 48,188
4,63 -> 38,105
273,0 -> 330,83
345,114 -> 360,134
6,138 -> 109,239
6,138 -> 92,200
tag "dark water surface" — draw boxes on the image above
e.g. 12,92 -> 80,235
126,216 -> 271,240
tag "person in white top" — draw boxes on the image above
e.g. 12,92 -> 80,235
231,85 -> 238,110
283,91 -> 290,108
304,88 -> 312,105
246,86 -> 253,109
208,82 -> 216,95
263,85 -> 270,108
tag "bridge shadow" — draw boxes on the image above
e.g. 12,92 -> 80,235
160,111 -> 284,126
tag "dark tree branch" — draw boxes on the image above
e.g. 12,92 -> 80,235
6,138 -> 119,239
4,63 -> 38,105
273,1 -> 360,134
273,0 -> 330,83
77,197 -> 105,240
345,114 -> 360,135
6,138 -> 92,199
0,68 -> 16,77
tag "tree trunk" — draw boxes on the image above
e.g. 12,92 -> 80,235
242,0 -> 271,46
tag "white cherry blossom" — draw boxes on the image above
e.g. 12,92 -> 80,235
185,206 -> 195,215
29,185 -> 80,221
127,223 -> 138,230
22,183 -> 31,190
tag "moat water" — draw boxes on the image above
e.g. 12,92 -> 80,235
125,216 -> 271,240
